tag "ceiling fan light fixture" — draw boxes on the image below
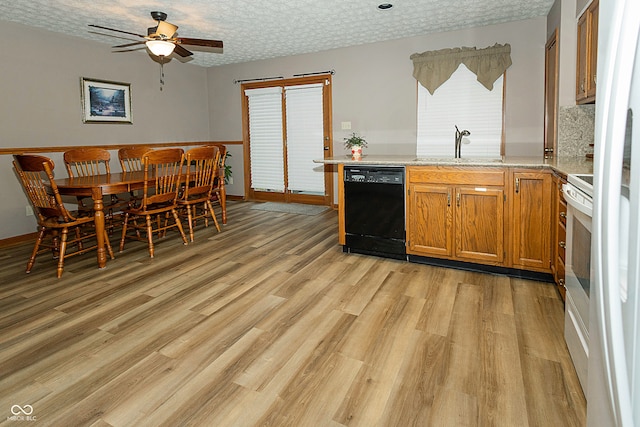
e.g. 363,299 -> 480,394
146,40 -> 176,57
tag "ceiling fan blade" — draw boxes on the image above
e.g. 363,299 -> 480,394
112,41 -> 146,48
88,24 -> 146,39
173,44 -> 193,57
176,38 -> 223,49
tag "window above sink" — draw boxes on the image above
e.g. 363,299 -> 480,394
416,64 -> 504,159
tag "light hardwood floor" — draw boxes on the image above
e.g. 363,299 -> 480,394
0,201 -> 586,426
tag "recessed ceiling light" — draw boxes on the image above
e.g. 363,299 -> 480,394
378,3 -> 393,10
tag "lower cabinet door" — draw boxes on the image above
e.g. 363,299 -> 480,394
455,186 -> 505,263
512,171 -> 552,271
407,183 -> 453,257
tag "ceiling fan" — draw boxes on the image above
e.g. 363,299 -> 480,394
89,11 -> 223,58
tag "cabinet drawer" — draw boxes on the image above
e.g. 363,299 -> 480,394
556,257 -> 566,300
557,256 -> 565,281
559,198 -> 567,226
558,222 -> 566,262
407,166 -> 505,186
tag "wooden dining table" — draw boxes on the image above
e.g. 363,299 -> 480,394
53,171 -> 151,269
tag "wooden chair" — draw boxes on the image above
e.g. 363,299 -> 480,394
118,146 -> 152,206
63,148 -> 112,177
63,148 -> 126,231
210,144 -> 228,224
13,154 -> 115,278
119,148 -> 188,257
178,146 -> 221,242
118,146 -> 151,172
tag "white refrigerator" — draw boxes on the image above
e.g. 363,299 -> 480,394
590,0 -> 640,425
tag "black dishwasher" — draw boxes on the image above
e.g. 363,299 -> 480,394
344,166 -> 406,260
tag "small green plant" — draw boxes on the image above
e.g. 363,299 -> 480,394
343,132 -> 368,149
222,152 -> 232,184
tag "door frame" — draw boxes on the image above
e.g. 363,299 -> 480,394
544,29 -> 559,156
241,75 -> 333,206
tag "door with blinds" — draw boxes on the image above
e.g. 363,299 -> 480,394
242,75 -> 333,205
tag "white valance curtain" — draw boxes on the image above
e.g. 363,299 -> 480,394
410,43 -> 512,94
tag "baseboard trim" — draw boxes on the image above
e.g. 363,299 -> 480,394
408,255 -> 555,282
0,232 -> 37,249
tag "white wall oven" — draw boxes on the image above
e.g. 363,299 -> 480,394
563,173 -> 593,393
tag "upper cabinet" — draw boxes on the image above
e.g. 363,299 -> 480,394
576,0 -> 599,104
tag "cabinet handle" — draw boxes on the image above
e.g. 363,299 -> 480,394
515,178 -> 520,194
560,212 -> 566,219
559,278 -> 565,287
456,192 -> 460,207
559,241 -> 566,248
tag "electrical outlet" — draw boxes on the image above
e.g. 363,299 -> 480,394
26,206 -> 33,216
229,177 -> 233,185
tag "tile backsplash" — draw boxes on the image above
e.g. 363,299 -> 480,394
557,105 -> 596,157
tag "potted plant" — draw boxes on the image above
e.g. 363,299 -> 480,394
344,132 -> 368,158
222,152 -> 232,184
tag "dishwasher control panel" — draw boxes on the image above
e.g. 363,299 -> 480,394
344,166 -> 404,184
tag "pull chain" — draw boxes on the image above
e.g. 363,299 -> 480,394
159,56 -> 165,91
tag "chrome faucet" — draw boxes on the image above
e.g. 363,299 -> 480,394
455,125 -> 471,158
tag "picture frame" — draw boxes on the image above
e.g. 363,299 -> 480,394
81,77 -> 132,123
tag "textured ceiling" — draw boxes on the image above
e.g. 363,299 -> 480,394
1,0 -> 554,67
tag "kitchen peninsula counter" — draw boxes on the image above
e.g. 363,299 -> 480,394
316,155 -> 593,176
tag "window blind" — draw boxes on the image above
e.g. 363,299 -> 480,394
417,64 -> 503,158
245,87 -> 285,192
284,83 -> 325,194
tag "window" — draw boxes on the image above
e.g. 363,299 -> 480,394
284,83 -> 325,195
417,64 -> 504,158
245,86 -> 285,192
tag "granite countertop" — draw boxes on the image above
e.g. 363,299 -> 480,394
315,155 -> 593,177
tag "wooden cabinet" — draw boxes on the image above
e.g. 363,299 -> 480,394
552,173 -> 568,300
510,170 -> 553,272
407,184 -> 453,257
456,186 -> 505,263
576,0 -> 599,104
407,167 -> 505,265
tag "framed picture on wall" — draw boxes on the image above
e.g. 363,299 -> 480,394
81,77 -> 132,123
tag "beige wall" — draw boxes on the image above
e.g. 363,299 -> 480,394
208,16 -> 548,199
1,16 -> 548,240
0,20 -> 211,239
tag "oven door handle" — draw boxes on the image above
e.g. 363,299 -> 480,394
563,185 -> 593,217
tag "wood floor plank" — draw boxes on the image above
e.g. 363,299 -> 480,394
0,201 -> 586,426
378,329 -> 448,426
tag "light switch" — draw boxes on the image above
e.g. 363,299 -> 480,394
341,121 -> 352,130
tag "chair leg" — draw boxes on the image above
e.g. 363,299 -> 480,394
119,213 -> 130,252
219,186 -> 227,224
206,200 -> 221,232
145,215 -> 155,258
75,226 -> 84,251
56,228 -> 69,279
26,227 -> 46,273
186,204 -> 195,242
172,209 -> 189,245
104,230 -> 115,260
